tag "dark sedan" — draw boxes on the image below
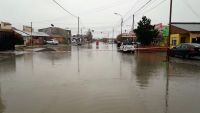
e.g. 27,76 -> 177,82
169,43 -> 200,58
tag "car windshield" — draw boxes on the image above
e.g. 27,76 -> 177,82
191,43 -> 200,47
123,42 -> 132,45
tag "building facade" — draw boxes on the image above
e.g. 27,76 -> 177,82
170,22 -> 200,47
39,27 -> 71,44
14,30 -> 50,45
0,22 -> 12,30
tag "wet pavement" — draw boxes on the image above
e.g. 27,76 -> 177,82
0,42 -> 200,113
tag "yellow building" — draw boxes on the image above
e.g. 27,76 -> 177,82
170,22 -> 200,48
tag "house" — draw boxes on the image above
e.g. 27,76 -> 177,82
23,25 -> 34,32
154,23 -> 164,46
50,34 -> 65,44
14,30 -> 50,45
170,22 -> 200,47
0,22 -> 12,30
120,32 -> 136,42
38,27 -> 71,44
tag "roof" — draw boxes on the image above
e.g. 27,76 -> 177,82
14,30 -> 29,37
39,27 -> 71,31
1,22 -> 11,25
31,32 -> 49,37
121,33 -> 136,38
182,43 -> 200,47
14,30 -> 49,37
171,22 -> 200,32
51,34 -> 64,38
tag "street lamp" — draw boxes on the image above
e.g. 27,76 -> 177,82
114,13 -> 123,37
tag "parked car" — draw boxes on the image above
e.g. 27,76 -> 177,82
117,41 -> 121,48
46,39 -> 59,45
169,43 -> 200,58
120,42 -> 135,53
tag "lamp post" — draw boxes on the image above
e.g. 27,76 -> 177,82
114,13 -> 123,37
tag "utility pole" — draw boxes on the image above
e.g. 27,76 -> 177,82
112,28 -> 114,49
121,18 -> 123,37
132,15 -> 135,31
114,13 -> 123,38
31,22 -> 33,47
52,0 -> 80,44
78,16 -> 80,35
167,0 -> 173,62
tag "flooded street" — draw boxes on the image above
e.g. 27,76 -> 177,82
0,43 -> 200,113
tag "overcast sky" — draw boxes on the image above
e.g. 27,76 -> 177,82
0,0 -> 200,38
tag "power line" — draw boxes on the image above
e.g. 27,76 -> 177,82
122,0 -> 141,17
141,0 -> 167,15
134,0 -> 153,15
183,0 -> 200,20
78,0 -> 130,15
52,0 -> 77,18
114,0 -> 145,27
122,0 -> 153,25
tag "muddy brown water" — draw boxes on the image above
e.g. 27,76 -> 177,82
0,43 -> 200,113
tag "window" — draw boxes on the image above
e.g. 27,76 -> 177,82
172,40 -> 177,46
181,44 -> 188,49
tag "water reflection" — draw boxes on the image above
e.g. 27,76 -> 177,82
0,84 -> 5,113
82,44 -> 93,49
169,62 -> 200,77
48,45 -> 71,52
0,46 -> 200,113
0,55 -> 16,75
36,51 -> 71,66
135,52 -> 165,88
167,62 -> 200,113
96,45 -> 99,49
165,63 -> 169,113
119,53 -> 136,80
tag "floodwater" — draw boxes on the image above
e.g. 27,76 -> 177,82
0,43 -> 200,113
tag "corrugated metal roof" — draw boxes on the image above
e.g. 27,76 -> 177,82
14,30 -> 49,37
14,30 -> 29,36
31,32 -> 49,37
172,23 -> 200,32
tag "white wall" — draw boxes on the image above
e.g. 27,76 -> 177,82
0,22 -> 12,30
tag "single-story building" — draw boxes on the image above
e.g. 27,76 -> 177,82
117,32 -> 136,42
14,30 -> 50,45
39,27 -> 71,44
51,35 -> 66,44
170,22 -> 200,47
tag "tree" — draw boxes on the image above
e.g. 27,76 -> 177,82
134,16 -> 159,45
84,29 -> 93,42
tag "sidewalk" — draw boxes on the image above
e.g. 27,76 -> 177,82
135,46 -> 167,52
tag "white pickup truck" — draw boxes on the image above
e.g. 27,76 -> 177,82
120,42 -> 136,53
46,39 -> 59,45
